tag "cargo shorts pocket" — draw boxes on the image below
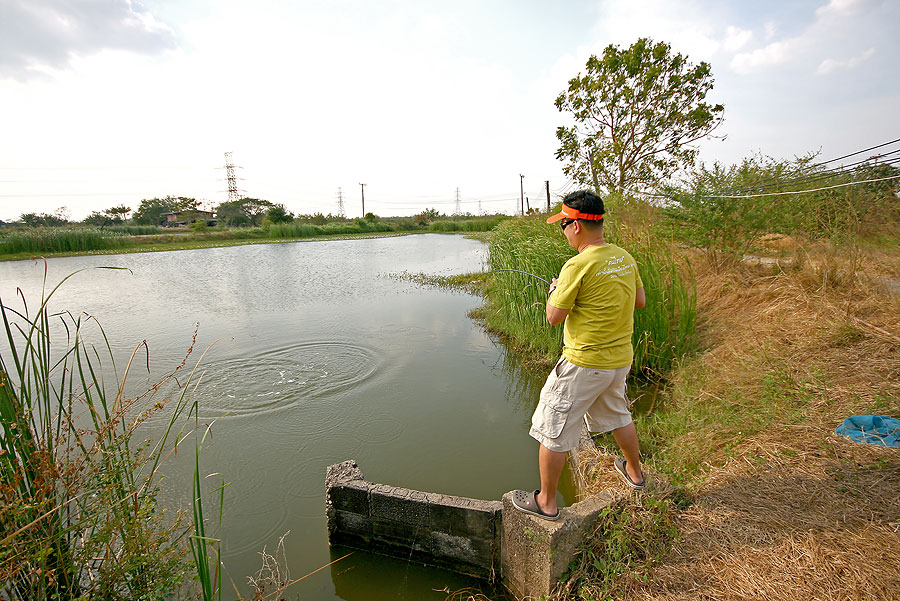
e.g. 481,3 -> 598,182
531,391 -> 573,440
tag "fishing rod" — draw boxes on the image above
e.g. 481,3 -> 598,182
492,269 -> 552,285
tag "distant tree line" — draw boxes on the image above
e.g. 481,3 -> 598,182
11,196 -> 483,230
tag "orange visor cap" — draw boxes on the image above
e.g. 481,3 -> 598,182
546,204 -> 604,224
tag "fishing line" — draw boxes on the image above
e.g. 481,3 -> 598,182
491,268 -> 552,285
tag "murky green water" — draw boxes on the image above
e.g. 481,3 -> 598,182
0,234 -> 576,600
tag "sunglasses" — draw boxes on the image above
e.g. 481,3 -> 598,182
560,218 -> 576,230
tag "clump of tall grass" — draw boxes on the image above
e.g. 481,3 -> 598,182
266,221 -> 394,238
0,227 -> 130,255
485,216 -> 697,380
105,225 -> 162,236
266,223 -> 325,238
486,217 -> 571,360
428,216 -> 508,232
0,268 -> 200,599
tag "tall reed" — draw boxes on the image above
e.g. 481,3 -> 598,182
0,268 -> 196,600
0,227 -> 130,255
428,217 -> 507,232
266,221 -> 395,238
105,225 -> 162,236
485,216 -> 697,380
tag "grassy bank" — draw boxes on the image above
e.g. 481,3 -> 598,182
565,242 -> 900,601
468,185 -> 899,600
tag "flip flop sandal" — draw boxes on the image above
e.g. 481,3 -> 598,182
614,457 -> 646,490
511,489 -> 560,521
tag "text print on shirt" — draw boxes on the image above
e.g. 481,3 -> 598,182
596,255 -> 635,279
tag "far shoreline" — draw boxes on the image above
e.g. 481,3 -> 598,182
0,230 -> 431,263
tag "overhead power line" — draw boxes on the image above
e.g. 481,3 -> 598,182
727,138 -> 900,195
702,174 -> 900,199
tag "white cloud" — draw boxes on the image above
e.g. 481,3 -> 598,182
816,0 -> 866,17
723,26 -> 753,52
817,47 -> 875,74
730,40 -> 793,74
0,0 -> 176,81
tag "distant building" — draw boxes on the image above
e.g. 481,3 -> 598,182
161,210 -> 216,227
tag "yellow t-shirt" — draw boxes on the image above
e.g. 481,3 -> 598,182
548,244 -> 643,369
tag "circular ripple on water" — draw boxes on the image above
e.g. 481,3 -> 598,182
193,341 -> 378,419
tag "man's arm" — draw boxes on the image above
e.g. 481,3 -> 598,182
546,302 -> 569,325
546,277 -> 569,325
635,287 -> 646,309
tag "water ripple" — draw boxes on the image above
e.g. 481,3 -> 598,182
193,341 -> 378,419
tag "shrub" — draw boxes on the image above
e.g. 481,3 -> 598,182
662,154 -> 900,260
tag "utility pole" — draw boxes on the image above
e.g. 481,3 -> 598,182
546,181 -> 551,212
519,174 -> 525,216
359,183 -> 366,217
454,187 -> 461,215
337,187 -> 345,217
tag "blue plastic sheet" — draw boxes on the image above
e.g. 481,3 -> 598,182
835,415 -> 900,447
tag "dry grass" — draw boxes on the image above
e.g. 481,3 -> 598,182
566,240 -> 900,601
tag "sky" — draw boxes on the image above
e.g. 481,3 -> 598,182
1,0 -> 898,221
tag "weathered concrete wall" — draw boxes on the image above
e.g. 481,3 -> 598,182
500,490 -> 617,600
327,436 -> 627,600
325,460 -> 503,580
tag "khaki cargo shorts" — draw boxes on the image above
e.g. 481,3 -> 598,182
529,357 -> 632,453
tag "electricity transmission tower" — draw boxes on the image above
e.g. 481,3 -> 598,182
337,187 -> 345,217
454,187 -> 461,215
224,152 -> 245,201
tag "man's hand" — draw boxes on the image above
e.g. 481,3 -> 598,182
546,278 -> 569,325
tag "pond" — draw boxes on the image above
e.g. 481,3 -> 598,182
0,234 -> 577,600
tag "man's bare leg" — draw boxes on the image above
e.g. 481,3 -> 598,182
612,422 -> 644,485
536,444 -> 566,515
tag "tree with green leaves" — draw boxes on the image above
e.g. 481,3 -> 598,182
214,198 -> 272,227
106,204 -> 132,222
133,196 -> 198,225
20,211 -> 68,227
266,203 -> 293,224
555,37 -> 724,196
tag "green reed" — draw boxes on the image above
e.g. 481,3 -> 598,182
105,225 -> 162,236
266,221 -> 394,238
0,268 -> 199,600
428,217 -> 507,232
485,216 -> 697,380
0,227 -> 130,255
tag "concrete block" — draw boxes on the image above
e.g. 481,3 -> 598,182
370,484 -> 430,527
500,490 -> 617,600
333,510 -> 373,539
325,459 -> 365,486
430,531 -> 494,568
328,480 -> 371,516
428,495 -> 501,539
371,519 -> 430,552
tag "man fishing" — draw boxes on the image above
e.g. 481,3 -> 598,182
512,189 -> 646,520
